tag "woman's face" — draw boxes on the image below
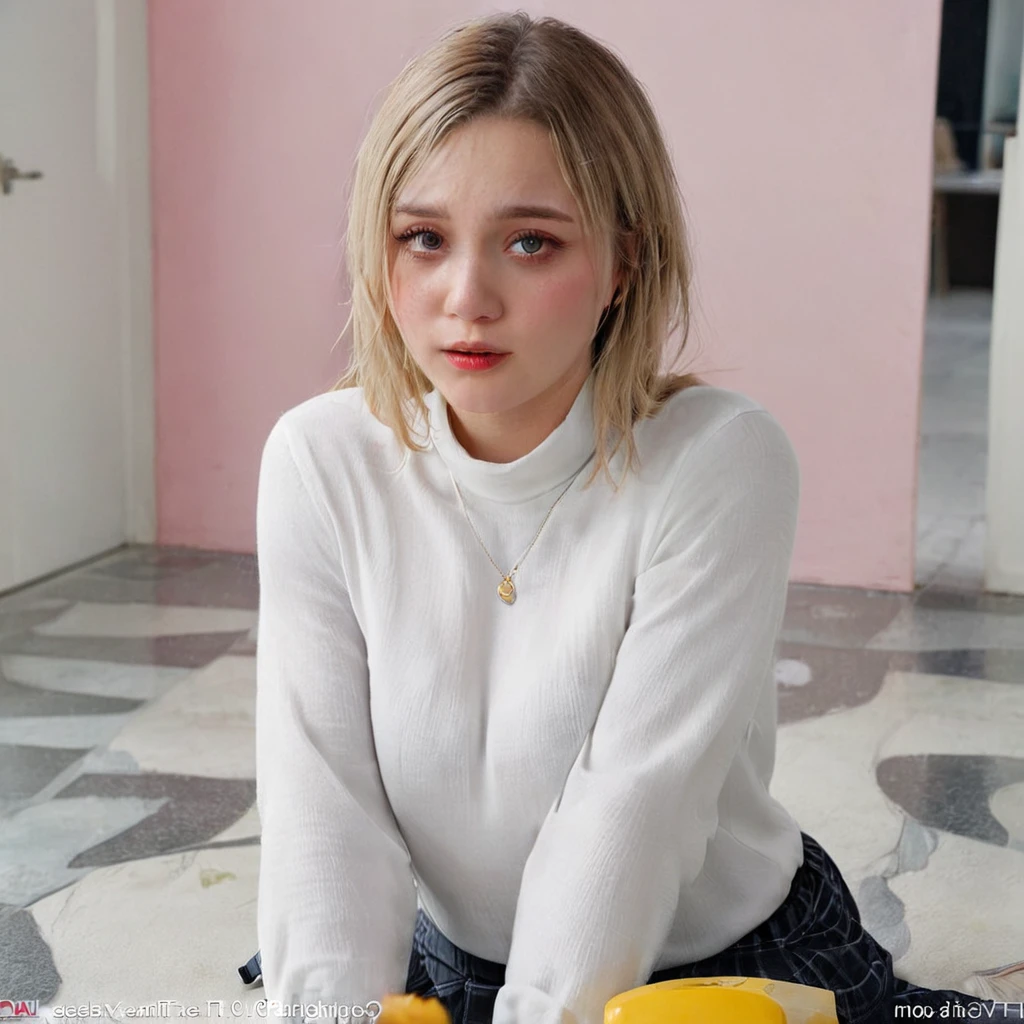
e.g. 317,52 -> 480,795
388,116 -> 619,438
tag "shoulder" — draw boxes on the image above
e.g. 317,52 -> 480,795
269,387 -> 371,451
640,384 -> 799,485
261,386 -> 407,484
636,386 -> 801,569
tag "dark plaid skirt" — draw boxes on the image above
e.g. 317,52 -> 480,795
405,832 -> 1019,1024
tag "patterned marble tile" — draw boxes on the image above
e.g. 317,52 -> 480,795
921,519 -> 987,592
0,904 -> 61,1004
77,747 -> 141,774
1,548 -> 259,613
27,844 -> 262,1013
780,584 -> 911,649
917,437 -> 987,517
775,643 -> 899,723
0,671 -> 143,718
53,773 -> 255,868
1,655 -> 189,700
0,795 -> 166,905
0,600 -> 73,641
86,548 -> 224,581
857,873 -> 912,961
877,754 -> 1024,847
991,781 -> 1024,848
106,655 -> 255,779
773,670 -> 1024,990
909,647 -> 1024,684
43,551 -> 260,611
147,555 -> 259,611
1,543 -> 1021,1010
0,715 -> 135,751
865,599 -> 1024,652
31,568 -> 260,613
0,630 -> 251,670
33,601 -> 257,638
854,816 -> 939,960
0,745 -> 90,801
916,516 -> 986,592
872,673 -> 1024,761
914,588 -> 1024,615
917,290 -> 990,588
888,832 -> 1024,990
775,643 -> 1024,726
226,624 -> 258,657
211,801 -> 261,845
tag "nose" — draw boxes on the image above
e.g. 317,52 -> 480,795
443,249 -> 503,323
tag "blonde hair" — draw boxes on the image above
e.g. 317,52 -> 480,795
334,10 -> 703,490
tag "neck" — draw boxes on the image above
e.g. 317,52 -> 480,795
446,365 -> 591,464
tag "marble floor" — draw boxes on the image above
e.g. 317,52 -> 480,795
916,288 -> 992,590
1,546 -> 1022,1019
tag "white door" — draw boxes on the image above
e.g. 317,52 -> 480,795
0,0 -> 154,594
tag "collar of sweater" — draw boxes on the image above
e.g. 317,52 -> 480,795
423,372 -> 597,504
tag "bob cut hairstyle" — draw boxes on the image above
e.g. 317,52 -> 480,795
335,10 -> 702,491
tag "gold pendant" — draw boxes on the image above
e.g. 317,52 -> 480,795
497,576 -> 516,605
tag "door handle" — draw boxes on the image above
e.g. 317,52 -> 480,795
1,153 -> 44,195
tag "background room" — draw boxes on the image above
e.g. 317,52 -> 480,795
1,0 -> 1022,1014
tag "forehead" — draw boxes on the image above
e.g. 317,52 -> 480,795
394,117 -> 581,221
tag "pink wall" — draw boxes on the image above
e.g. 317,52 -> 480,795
150,0 -> 941,590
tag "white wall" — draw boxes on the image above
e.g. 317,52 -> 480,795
114,0 -> 156,544
985,33 -> 1024,595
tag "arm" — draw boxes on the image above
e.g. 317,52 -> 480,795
493,410 -> 800,1024
255,418 -> 418,1010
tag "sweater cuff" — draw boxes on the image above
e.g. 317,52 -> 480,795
492,984 -> 593,1024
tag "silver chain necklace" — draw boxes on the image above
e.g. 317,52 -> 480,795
442,453 -> 595,605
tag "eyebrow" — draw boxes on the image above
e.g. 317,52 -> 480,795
392,202 -> 575,224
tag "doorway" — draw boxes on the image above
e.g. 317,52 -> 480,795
0,0 -> 155,594
917,0 -> 1023,593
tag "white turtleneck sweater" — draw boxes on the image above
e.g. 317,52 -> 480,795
254,372 -> 805,1024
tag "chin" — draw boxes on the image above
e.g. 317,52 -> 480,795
441,377 -> 527,412
446,391 -> 521,415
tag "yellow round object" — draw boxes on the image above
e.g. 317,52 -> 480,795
607,986 -> 785,1024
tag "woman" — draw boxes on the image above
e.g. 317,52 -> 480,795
253,12 -> 1011,1024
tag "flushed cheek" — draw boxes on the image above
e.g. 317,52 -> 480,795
527,271 -> 598,325
388,274 -> 424,342
392,263 -> 596,336
390,271 -> 438,323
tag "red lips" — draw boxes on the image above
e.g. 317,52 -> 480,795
445,342 -> 508,354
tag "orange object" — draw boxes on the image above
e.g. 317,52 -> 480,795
376,994 -> 451,1024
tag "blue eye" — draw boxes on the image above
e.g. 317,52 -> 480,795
393,228 -> 562,261
513,235 -> 544,256
393,228 -> 438,250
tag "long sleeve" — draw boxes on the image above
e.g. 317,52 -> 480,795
254,417 -> 418,1012
493,410 -> 801,1024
